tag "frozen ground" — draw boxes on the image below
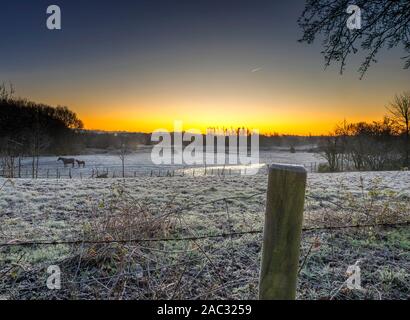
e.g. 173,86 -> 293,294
13,150 -> 323,178
1,170 -> 409,252
0,170 -> 409,299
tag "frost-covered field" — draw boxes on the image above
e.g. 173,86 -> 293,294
1,171 -> 410,236
0,170 -> 409,300
14,150 -> 323,178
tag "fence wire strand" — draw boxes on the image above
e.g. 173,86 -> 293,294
1,178 -> 410,300
0,191 -> 409,248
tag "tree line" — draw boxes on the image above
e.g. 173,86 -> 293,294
319,92 -> 410,172
0,84 -> 83,177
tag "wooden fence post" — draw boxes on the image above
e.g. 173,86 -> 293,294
259,163 -> 307,300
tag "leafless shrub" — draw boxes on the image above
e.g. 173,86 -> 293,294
55,185 -> 178,299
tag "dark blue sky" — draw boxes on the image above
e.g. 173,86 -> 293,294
1,1 -> 301,72
1,1 -> 409,134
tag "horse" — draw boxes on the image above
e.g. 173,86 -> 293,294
57,157 -> 75,168
76,159 -> 85,168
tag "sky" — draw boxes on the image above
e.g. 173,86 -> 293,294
1,0 -> 409,135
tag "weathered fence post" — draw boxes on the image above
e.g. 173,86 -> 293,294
259,163 -> 307,300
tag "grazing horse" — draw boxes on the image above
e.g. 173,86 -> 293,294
57,157 -> 75,168
76,159 -> 85,168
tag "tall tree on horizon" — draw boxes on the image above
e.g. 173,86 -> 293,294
387,91 -> 410,166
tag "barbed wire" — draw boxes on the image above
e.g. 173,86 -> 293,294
1,187 -> 409,248
1,221 -> 409,248
0,230 -> 262,248
1,185 -> 409,300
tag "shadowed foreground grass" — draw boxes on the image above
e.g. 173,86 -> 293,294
0,172 -> 409,299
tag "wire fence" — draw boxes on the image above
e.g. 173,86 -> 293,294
1,182 -> 409,299
1,165 -> 248,179
0,161 -> 322,179
2,222 -> 409,249
1,195 -> 409,248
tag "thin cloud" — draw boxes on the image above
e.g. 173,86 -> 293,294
251,67 -> 262,73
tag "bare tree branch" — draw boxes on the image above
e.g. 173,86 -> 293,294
298,0 -> 410,78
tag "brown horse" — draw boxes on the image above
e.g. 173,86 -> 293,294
76,159 -> 85,168
57,157 -> 75,168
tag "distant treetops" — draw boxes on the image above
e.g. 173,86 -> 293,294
0,83 -> 83,154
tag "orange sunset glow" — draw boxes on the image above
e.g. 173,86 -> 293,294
25,62 -> 408,135
2,1 -> 409,135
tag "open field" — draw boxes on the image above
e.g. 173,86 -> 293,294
0,170 -> 409,300
9,150 -> 323,178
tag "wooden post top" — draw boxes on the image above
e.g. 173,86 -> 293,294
268,163 -> 307,174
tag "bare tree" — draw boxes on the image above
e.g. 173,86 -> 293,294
319,134 -> 342,171
25,111 -> 52,178
119,143 -> 127,178
53,105 -> 84,129
387,91 -> 410,166
0,82 -> 14,101
117,136 -> 133,178
298,0 -> 410,78
0,137 -> 18,178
